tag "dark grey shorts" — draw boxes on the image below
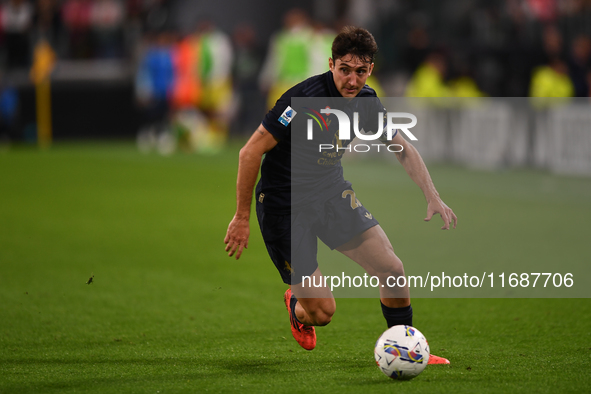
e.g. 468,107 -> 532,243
256,188 -> 379,285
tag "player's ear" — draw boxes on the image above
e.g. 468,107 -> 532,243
329,57 -> 334,71
368,63 -> 374,76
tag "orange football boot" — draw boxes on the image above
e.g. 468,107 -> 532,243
284,288 -> 316,350
428,354 -> 450,364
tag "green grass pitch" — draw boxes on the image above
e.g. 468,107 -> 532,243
1,142 -> 590,393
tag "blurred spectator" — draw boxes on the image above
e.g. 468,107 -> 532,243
529,25 -> 574,99
233,24 -> 261,91
29,38 -> 55,147
2,0 -> 34,69
62,0 -> 92,59
33,0 -> 62,48
166,29 -> 204,153
196,20 -> 234,147
529,57 -> 574,98
259,8 -> 313,108
540,24 -> 564,63
90,0 -> 125,59
30,36 -> 55,83
447,52 -> 486,97
231,23 -> 264,135
567,34 -> 591,97
309,20 -> 335,76
170,30 -> 200,110
403,25 -> 431,75
0,71 -> 20,142
135,31 -> 174,138
448,76 -> 485,97
405,52 -> 451,97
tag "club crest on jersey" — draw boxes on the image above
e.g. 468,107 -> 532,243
278,106 -> 296,126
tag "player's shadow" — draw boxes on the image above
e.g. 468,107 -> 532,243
0,356 -> 296,391
1,352 -> 424,391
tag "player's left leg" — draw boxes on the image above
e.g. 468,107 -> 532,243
315,190 -> 411,325
336,225 -> 410,309
337,225 -> 450,364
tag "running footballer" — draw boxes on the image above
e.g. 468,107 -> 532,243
224,26 -> 457,364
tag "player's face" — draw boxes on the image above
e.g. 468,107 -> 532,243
329,55 -> 374,98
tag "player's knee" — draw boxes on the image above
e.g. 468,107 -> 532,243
310,310 -> 333,326
382,252 -> 405,277
368,261 -> 405,281
309,301 -> 335,326
387,261 -> 405,277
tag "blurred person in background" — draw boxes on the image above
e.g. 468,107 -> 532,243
259,8 -> 313,109
529,56 -> 574,98
170,28 -> 201,112
528,23 -> 572,99
403,24 -> 430,77
448,53 -> 485,98
167,26 -> 203,154
538,24 -> 564,65
90,0 -> 125,59
1,0 -> 34,69
231,23 -> 264,136
61,0 -> 92,59
194,19 -> 234,151
32,0 -> 63,50
29,36 -> 55,147
405,51 -> 451,97
135,30 -> 175,153
567,34 -> 591,97
0,71 -> 20,142
405,49 -> 484,99
309,20 -> 335,77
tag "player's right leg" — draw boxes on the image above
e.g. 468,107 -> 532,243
256,201 -> 333,350
291,267 -> 336,326
285,268 -> 335,350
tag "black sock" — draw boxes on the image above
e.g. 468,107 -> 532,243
290,294 -> 301,323
381,302 -> 413,328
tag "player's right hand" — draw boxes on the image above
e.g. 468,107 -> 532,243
224,215 -> 250,260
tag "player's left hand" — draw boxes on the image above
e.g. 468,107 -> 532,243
424,198 -> 457,230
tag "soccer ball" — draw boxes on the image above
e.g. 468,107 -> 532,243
374,325 -> 430,380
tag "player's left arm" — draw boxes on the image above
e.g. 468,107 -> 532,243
389,131 -> 457,230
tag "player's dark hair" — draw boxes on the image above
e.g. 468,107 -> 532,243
331,26 -> 378,64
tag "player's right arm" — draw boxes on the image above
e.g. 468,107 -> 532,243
389,130 -> 457,230
224,124 -> 278,259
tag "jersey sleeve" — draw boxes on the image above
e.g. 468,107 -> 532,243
261,86 -> 299,141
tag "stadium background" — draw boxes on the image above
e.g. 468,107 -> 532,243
1,0 -> 590,148
1,0 -> 590,392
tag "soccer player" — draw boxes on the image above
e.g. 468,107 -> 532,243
224,26 -> 456,364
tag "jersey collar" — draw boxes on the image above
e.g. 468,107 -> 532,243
326,70 -> 342,97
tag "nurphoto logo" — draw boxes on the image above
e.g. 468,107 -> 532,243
306,109 -> 418,153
